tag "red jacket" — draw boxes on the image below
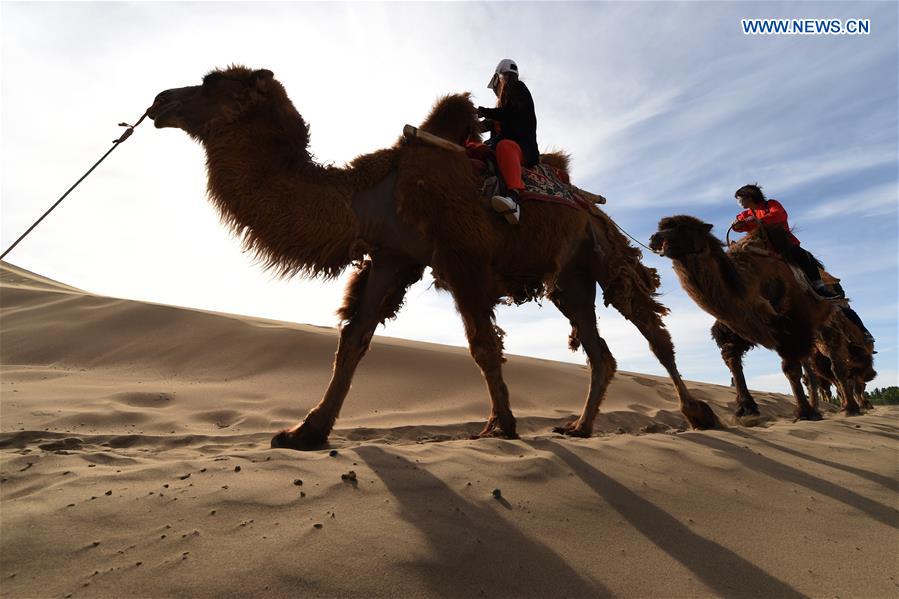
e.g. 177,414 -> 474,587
733,199 -> 800,245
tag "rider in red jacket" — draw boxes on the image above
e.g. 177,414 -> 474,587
732,198 -> 800,245
732,184 -> 837,296
732,184 -> 873,343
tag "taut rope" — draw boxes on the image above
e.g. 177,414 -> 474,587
604,215 -> 662,256
0,107 -> 152,261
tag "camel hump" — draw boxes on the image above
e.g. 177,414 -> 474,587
539,151 -> 571,176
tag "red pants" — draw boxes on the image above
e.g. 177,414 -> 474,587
465,140 -> 525,191
494,139 -> 524,191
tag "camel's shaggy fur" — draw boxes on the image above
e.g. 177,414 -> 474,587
806,311 -> 877,413
149,65 -> 719,449
651,215 -> 863,420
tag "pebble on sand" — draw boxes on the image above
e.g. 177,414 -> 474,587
492,488 -> 502,499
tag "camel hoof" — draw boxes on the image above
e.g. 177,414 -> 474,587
683,401 -> 722,430
735,413 -> 762,427
270,426 -> 329,451
471,417 -> 518,440
842,406 -> 862,417
795,409 -> 823,422
552,420 -> 592,438
735,403 -> 760,418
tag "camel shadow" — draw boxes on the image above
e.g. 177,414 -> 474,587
355,445 -> 611,598
526,440 -> 806,599
683,434 -> 898,529
728,428 -> 898,492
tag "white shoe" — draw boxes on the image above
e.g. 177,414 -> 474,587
491,194 -> 520,224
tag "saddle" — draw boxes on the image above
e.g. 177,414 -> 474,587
467,151 -> 605,215
729,236 -> 843,299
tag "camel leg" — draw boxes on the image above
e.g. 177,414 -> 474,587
830,360 -> 861,415
548,271 -> 617,437
801,360 -> 821,411
816,330 -> 861,416
271,257 -> 424,450
450,294 -> 517,439
460,304 -> 517,439
782,358 -> 822,421
711,321 -> 760,422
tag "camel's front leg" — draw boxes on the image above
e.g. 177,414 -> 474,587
711,322 -> 761,422
548,272 -> 617,437
782,358 -> 822,421
271,258 -> 424,450
463,307 -> 517,440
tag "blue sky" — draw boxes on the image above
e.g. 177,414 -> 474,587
2,1 -> 896,393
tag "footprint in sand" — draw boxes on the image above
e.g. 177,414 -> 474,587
109,392 -> 174,408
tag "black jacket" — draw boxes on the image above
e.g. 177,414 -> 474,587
479,80 -> 539,167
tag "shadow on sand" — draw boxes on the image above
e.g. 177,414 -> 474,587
528,439 -> 806,599
355,445 -> 611,598
728,428 -> 898,492
684,434 -> 898,529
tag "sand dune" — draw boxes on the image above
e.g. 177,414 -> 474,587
1,261 -> 896,598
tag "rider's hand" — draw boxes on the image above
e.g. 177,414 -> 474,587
731,220 -> 746,232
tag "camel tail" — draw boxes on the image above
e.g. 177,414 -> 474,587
587,210 -> 669,320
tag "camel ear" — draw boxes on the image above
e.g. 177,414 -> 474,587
253,69 -> 274,92
704,223 -> 714,233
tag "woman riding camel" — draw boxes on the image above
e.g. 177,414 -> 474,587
731,183 -> 874,343
475,59 -> 539,225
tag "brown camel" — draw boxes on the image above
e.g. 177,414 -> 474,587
148,65 -> 719,450
650,215 -> 862,420
804,311 -> 877,412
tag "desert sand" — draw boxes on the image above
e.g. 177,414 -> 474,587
1,260 -> 896,598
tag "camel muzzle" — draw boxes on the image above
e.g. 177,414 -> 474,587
649,233 -> 669,256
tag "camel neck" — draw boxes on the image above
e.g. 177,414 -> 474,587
200,127 -> 362,279
671,250 -> 745,323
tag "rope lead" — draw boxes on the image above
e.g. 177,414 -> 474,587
0,108 -> 151,262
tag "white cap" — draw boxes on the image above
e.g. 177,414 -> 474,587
488,59 -> 519,91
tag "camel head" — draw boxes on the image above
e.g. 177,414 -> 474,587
149,65 -> 301,142
650,215 -> 722,259
420,92 -> 482,146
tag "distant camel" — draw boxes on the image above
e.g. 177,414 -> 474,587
650,215 -> 861,420
148,65 -> 719,450
805,311 -> 877,412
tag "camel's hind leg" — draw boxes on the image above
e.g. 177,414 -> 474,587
802,360 -> 822,411
271,257 -> 424,450
548,268 -> 617,437
816,328 -> 861,415
711,321 -> 761,422
782,358 -> 822,421
598,279 -> 720,430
